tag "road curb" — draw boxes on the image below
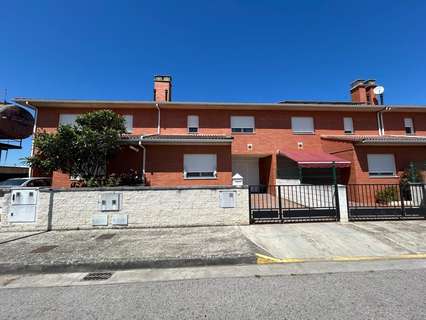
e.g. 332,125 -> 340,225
0,255 -> 257,275
256,253 -> 426,265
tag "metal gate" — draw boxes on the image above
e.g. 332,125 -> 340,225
347,184 -> 426,221
249,184 -> 339,223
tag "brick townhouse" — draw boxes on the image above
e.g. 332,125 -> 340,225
15,76 -> 426,188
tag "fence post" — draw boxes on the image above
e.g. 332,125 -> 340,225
277,185 -> 283,222
337,184 -> 349,223
248,186 -> 253,224
399,185 -> 406,217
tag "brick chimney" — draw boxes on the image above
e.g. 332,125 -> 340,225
350,79 -> 378,105
154,75 -> 172,102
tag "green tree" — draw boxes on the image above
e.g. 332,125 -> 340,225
26,110 -> 126,184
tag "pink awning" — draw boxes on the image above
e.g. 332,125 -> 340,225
278,150 -> 351,168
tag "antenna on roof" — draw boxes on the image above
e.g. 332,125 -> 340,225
373,86 -> 385,105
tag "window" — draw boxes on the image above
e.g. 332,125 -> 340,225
123,115 -> 133,133
231,116 -> 255,133
367,154 -> 396,177
404,118 -> 414,135
187,115 -> 199,133
184,154 -> 217,179
291,117 -> 314,134
343,117 -> 354,134
59,114 -> 79,126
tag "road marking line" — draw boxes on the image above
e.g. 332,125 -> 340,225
256,253 -> 426,264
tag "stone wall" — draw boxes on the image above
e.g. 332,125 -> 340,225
0,186 -> 249,232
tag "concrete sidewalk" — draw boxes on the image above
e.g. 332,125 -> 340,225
0,221 -> 425,274
0,226 -> 264,274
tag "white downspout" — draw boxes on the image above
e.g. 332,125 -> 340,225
377,106 -> 391,136
138,138 -> 146,184
376,111 -> 383,136
155,103 -> 160,134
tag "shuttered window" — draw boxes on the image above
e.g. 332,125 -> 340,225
367,154 -> 396,177
59,114 -> 79,126
187,115 -> 199,133
343,117 -> 354,134
291,117 -> 314,134
184,154 -> 217,179
404,118 -> 414,135
231,116 -> 255,133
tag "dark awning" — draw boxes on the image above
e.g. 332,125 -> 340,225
278,150 -> 351,168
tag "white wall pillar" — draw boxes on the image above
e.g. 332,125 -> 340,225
337,184 -> 349,223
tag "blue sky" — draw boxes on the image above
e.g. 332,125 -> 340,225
2,0 -> 426,166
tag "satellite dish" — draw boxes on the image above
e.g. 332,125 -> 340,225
374,86 -> 385,95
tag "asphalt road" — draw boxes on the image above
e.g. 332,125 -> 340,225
1,269 -> 425,320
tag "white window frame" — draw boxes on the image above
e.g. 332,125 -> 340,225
291,117 -> 314,134
367,154 -> 396,177
123,115 -> 133,133
231,116 -> 255,133
58,114 -> 80,127
404,118 -> 414,135
187,115 -> 199,133
343,117 -> 354,134
183,154 -> 217,179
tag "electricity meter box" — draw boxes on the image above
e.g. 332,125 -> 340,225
99,193 -> 122,211
219,191 -> 237,208
10,189 -> 37,205
8,188 -> 38,223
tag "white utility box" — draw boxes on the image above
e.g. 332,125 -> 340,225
92,214 -> 108,226
11,189 -> 37,205
8,188 -> 38,223
111,214 -> 128,226
99,193 -> 121,211
219,191 -> 237,208
9,205 -> 37,223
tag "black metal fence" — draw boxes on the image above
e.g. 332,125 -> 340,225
347,184 -> 426,220
249,184 -> 339,223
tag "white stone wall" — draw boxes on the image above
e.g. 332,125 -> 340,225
0,187 -> 249,232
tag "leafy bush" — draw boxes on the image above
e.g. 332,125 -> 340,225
70,170 -> 143,188
117,169 -> 143,186
375,186 -> 398,204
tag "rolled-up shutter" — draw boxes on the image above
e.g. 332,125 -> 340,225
184,154 -> 216,173
231,116 -> 254,129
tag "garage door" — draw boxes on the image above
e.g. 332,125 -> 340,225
232,158 -> 259,186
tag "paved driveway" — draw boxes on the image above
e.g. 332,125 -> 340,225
240,220 -> 426,259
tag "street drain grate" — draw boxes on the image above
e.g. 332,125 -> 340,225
31,245 -> 58,253
82,272 -> 113,281
96,233 -> 115,240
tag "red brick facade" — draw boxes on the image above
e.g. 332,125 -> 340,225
25,78 -> 426,188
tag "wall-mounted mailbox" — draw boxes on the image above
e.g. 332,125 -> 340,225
92,214 -> 108,226
99,193 -> 121,211
111,214 -> 128,226
11,189 -> 37,205
232,173 -> 244,187
219,191 -> 236,208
